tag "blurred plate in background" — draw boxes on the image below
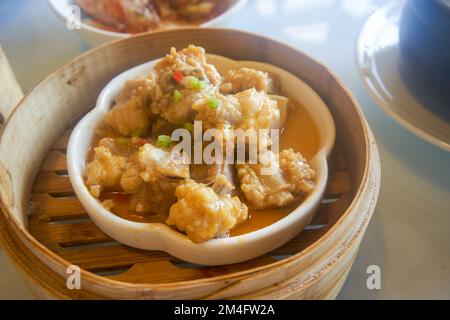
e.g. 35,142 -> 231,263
48,0 -> 247,46
356,1 -> 450,152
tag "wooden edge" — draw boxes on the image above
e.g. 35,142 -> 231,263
0,202 -> 102,299
0,46 -> 23,126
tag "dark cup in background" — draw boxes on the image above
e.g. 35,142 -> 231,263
399,0 -> 450,112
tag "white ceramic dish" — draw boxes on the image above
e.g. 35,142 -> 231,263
48,0 -> 247,47
67,54 -> 335,265
356,1 -> 450,152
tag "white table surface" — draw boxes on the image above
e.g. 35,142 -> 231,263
0,0 -> 449,300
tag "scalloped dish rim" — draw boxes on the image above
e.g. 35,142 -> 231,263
67,54 -> 335,265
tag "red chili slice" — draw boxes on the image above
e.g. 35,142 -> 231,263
114,193 -> 129,203
138,138 -> 149,145
173,71 -> 184,83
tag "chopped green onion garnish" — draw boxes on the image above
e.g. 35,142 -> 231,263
193,79 -> 207,90
116,137 -> 129,145
183,122 -> 194,133
131,129 -> 142,138
206,97 -> 220,109
172,89 -> 182,102
182,76 -> 207,91
157,135 -> 172,148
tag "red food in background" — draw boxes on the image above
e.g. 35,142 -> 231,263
76,0 -> 160,33
76,0 -> 233,33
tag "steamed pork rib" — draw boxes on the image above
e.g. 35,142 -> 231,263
121,143 -> 190,213
151,117 -> 179,137
77,0 -> 233,33
97,137 -> 141,158
235,89 -> 287,131
120,156 -> 144,193
236,150 -> 294,210
138,143 -> 190,181
211,173 -> 236,196
192,93 -> 241,142
166,179 -> 248,242
268,94 -> 289,125
105,78 -> 154,137
75,0 -> 161,33
236,149 -> 315,210
193,88 -> 288,148
279,149 -> 316,195
150,46 -> 221,125
194,89 -> 287,132
155,0 -> 233,22
221,68 -> 274,94
191,162 -> 238,196
84,45 -> 318,243
84,140 -> 189,214
151,47 -> 286,133
85,146 -> 127,198
208,163 -> 238,195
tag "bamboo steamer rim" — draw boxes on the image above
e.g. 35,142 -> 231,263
0,28 -> 379,295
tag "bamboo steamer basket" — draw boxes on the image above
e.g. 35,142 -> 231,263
0,29 -> 380,300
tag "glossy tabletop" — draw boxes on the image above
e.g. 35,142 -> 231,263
0,0 -> 449,299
